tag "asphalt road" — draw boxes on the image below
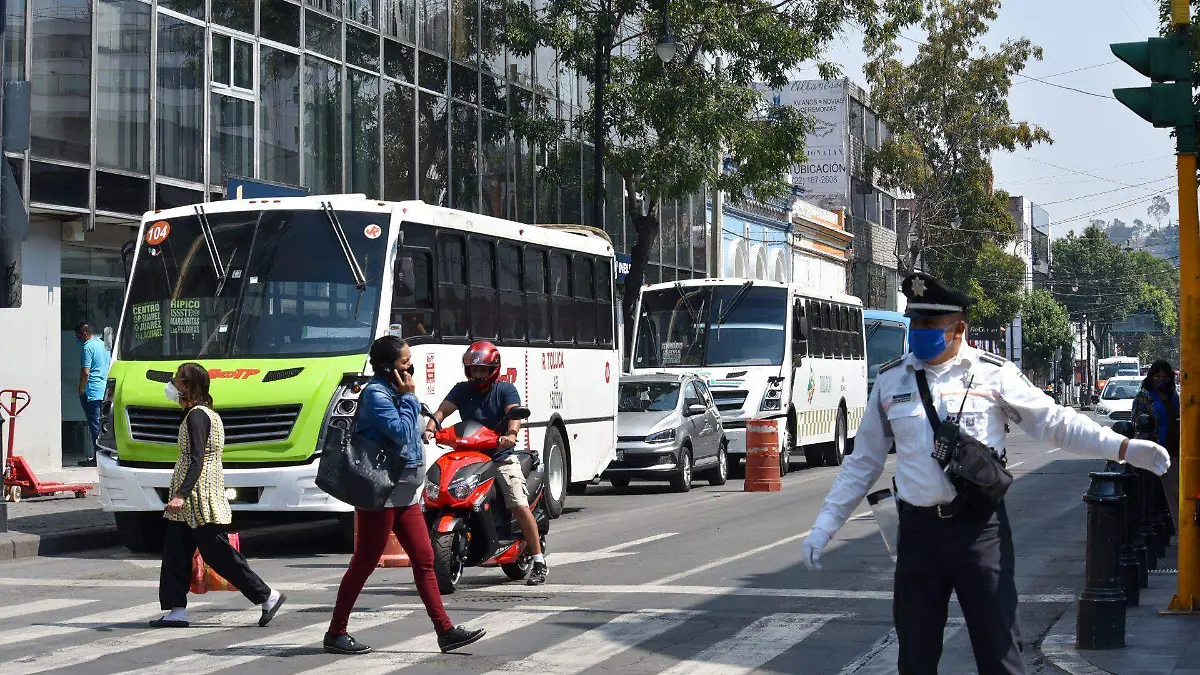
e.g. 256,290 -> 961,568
0,424 -> 1103,674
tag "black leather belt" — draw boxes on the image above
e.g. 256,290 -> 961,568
898,498 -> 966,519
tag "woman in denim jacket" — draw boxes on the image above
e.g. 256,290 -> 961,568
324,336 -> 485,655
1132,360 -> 1180,529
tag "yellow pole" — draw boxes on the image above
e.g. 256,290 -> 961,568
1167,0 -> 1199,613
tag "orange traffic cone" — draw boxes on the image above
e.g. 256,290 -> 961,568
354,511 -> 411,568
744,419 -> 782,492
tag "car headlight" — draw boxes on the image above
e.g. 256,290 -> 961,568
1096,406 -> 1109,416
645,428 -> 676,444
760,386 -> 782,411
448,473 -> 482,500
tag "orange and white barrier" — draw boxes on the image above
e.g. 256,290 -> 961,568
354,511 -> 411,567
744,419 -> 782,492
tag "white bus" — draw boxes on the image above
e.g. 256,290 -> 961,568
98,194 -> 618,550
629,279 -> 867,473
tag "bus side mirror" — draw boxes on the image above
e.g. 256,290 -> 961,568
396,253 -> 415,298
120,240 -> 135,285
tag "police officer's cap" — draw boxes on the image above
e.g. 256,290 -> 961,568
901,272 -> 978,318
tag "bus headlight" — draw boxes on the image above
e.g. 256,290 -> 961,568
760,387 -> 782,411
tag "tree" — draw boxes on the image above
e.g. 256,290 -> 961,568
863,0 -> 1051,279
504,0 -> 920,343
1019,290 -> 1073,382
961,240 -> 1026,332
1148,193 -> 1171,226
1050,224 -> 1140,325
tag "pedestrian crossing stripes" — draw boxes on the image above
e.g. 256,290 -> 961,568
0,594 -> 1018,674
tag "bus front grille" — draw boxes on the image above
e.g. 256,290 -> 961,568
126,405 -> 303,445
710,390 -> 748,412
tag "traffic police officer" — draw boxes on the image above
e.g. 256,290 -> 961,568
801,272 -> 1170,675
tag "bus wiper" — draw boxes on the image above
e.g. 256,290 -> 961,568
675,282 -> 702,325
717,280 -> 754,326
321,201 -> 367,291
193,205 -> 228,295
865,320 -> 882,344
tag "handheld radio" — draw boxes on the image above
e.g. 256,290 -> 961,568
931,376 -> 974,468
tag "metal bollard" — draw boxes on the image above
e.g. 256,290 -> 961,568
1107,461 -> 1141,606
1110,423 -> 1149,588
1137,468 -> 1161,569
1077,471 -> 1126,650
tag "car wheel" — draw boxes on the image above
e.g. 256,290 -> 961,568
670,447 -> 693,493
708,440 -> 729,486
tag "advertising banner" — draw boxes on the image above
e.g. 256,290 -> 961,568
766,79 -> 848,211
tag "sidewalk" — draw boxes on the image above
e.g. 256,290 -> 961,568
0,467 -> 117,559
1041,548 -> 1200,675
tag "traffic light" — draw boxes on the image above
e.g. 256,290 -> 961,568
1111,34 -> 1197,151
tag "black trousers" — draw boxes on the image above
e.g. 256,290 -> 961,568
159,521 -> 271,610
893,500 -> 1025,675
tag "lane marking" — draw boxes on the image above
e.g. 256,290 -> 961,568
110,606 -> 413,675
0,598 -> 97,620
0,601 -> 199,649
292,605 -> 577,675
465,583 -> 1074,603
658,612 -> 841,675
477,608 -> 699,675
836,619 -> 965,675
550,532 -> 679,566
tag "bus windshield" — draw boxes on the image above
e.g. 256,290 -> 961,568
1099,363 -> 1140,380
866,320 -> 907,384
120,208 -> 389,360
633,284 -> 788,368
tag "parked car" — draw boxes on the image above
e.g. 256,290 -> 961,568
606,373 -> 727,492
1094,376 -> 1142,428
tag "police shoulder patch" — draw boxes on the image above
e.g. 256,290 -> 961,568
878,356 -> 905,374
978,352 -> 1006,367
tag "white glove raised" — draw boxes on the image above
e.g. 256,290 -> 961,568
801,528 -> 832,570
1124,439 -> 1171,476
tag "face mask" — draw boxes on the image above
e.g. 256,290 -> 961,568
165,382 -> 182,404
909,327 -> 950,361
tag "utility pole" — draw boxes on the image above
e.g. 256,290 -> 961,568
591,1 -> 611,235
1111,0 -> 1200,612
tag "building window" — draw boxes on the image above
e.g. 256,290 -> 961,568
157,14 -> 205,183
480,111 -> 507,218
5,0 -> 25,82
347,71 -> 381,197
305,11 -> 341,59
849,99 -> 865,142
383,81 -> 416,200
212,0 -> 254,34
160,0 -> 204,20
419,92 -> 448,204
261,0 -> 300,46
304,56 -> 343,193
209,93 -> 254,185
881,193 -> 895,231
348,0 -> 378,27
866,109 -> 878,149
450,101 -> 479,211
30,0 -> 91,163
347,25 -> 381,71
260,47 -> 301,186
96,0 -> 151,174
383,0 -> 418,43
420,0 -> 448,55
212,33 -> 254,91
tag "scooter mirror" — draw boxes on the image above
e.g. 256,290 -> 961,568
420,403 -> 440,428
505,406 -> 531,421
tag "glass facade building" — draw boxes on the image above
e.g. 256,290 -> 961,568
0,0 -> 707,470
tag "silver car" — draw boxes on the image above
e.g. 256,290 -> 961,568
605,373 -> 727,492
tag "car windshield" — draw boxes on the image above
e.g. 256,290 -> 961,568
1102,382 -> 1140,400
120,209 -> 389,360
633,284 -> 787,368
866,321 -> 906,381
619,382 -> 681,412
1099,363 -> 1139,379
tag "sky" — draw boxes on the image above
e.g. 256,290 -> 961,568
817,0 -> 1178,239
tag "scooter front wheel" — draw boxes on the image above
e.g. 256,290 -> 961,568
432,532 -> 465,594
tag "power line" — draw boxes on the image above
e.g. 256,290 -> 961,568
1011,72 -> 1113,99
1013,155 -> 1167,192
1036,175 -> 1176,206
1012,61 -> 1119,82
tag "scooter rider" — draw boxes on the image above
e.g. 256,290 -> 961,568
424,341 -> 548,586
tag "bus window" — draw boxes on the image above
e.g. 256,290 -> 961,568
437,233 -> 468,338
525,247 -> 551,343
839,305 -> 850,358
851,307 -> 863,358
791,299 -> 808,366
550,252 -> 574,345
469,238 -> 499,340
497,242 -> 525,344
391,247 -> 434,340
573,255 -> 597,345
822,303 -> 834,358
596,258 -> 614,347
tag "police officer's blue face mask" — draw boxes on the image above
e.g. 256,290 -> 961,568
909,322 -> 962,362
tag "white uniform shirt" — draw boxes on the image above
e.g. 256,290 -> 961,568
812,345 -> 1128,537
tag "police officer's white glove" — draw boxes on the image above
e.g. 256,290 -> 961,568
801,528 -> 831,570
1124,439 -> 1171,476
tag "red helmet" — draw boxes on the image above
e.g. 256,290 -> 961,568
463,341 -> 501,390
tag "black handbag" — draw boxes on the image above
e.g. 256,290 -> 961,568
915,370 -> 1013,516
315,421 -> 402,511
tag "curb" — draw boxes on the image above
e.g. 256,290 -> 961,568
0,527 -> 119,560
1038,606 -> 1116,675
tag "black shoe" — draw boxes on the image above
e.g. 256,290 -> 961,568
526,561 -> 548,586
149,617 -> 189,628
437,625 -> 486,653
78,457 -> 96,467
324,632 -> 372,655
259,592 -> 286,627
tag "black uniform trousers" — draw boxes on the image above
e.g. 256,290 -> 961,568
159,521 -> 271,610
893,499 -> 1025,675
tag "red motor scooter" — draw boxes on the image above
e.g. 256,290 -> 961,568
421,404 -> 549,593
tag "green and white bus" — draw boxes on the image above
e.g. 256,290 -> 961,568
97,195 -> 619,551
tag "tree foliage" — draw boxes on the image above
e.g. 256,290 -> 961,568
505,0 -> 920,336
1020,289 -> 1073,381
863,0 -> 1050,310
960,240 -> 1027,331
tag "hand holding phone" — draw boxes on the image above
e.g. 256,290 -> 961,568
391,366 -> 416,396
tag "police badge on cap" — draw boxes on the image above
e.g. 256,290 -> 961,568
902,272 -> 978,318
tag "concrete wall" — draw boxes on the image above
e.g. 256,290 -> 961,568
0,218 -> 62,473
